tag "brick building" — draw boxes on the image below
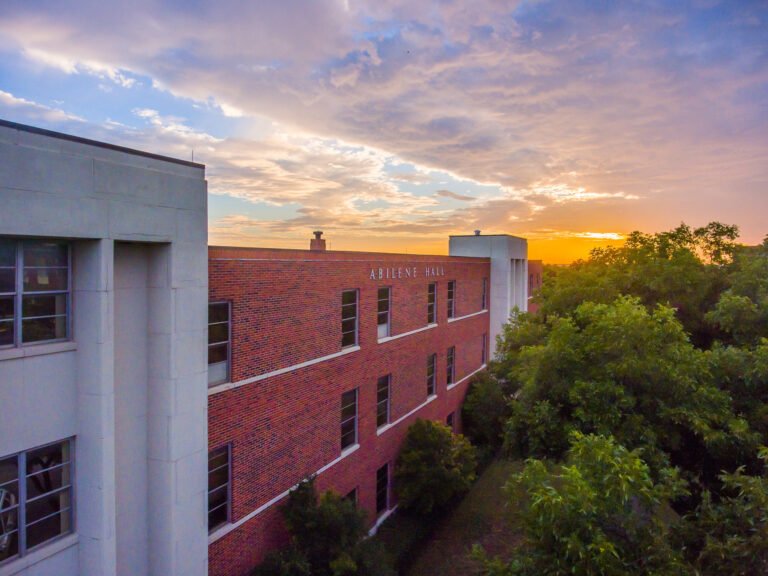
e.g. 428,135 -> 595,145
0,120 -> 528,576
205,234 -> 528,575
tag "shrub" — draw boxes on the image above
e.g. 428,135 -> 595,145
462,370 -> 510,459
477,433 -> 690,575
674,448 -> 768,575
394,419 -> 477,516
281,478 -> 367,575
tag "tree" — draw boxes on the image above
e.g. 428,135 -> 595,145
501,296 -> 757,487
461,370 -> 511,460
394,419 -> 477,516
675,448 -> 768,576
257,477 -> 395,576
476,433 -> 689,576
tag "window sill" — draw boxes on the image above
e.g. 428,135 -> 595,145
447,309 -> 488,323
376,395 -> 438,436
0,533 -> 78,576
340,443 -> 360,459
377,323 -> 437,344
0,341 -> 77,362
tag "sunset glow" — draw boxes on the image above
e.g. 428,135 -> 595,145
1,1 -> 765,261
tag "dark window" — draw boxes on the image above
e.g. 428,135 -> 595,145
0,239 -> 70,348
426,353 -> 436,396
377,287 -> 390,338
344,488 -> 358,504
341,290 -> 358,348
208,445 -> 230,532
447,412 -> 454,430
482,333 -> 488,365
208,302 -> 230,387
0,439 -> 73,564
376,464 -> 389,515
377,375 -> 390,428
446,346 -> 455,385
481,278 -> 488,310
447,281 -> 455,319
341,389 -> 358,450
427,283 -> 436,324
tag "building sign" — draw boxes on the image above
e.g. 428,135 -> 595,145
369,265 -> 446,280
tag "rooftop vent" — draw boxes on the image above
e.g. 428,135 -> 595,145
474,230 -> 481,236
310,230 -> 327,251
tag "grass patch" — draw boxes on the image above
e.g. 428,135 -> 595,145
403,458 -> 523,576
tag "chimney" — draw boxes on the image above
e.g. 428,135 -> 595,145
310,230 -> 327,251
474,230 -> 481,236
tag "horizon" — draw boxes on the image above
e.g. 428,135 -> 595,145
1,0 -> 765,263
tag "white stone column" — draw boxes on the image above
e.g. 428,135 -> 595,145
75,238 -> 118,576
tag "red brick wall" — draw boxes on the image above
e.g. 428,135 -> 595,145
527,259 -> 543,313
208,247 -> 491,576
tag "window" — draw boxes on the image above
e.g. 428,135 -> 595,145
376,463 -> 389,515
481,333 -> 488,365
208,302 -> 230,387
344,488 -> 358,504
446,346 -> 455,385
341,389 -> 358,450
208,445 -> 230,532
377,287 -> 390,338
426,353 -> 436,397
427,283 -> 436,324
481,278 -> 488,310
447,281 -> 455,319
0,439 -> 73,564
341,290 -> 358,348
446,412 -> 455,431
376,375 -> 390,428
0,239 -> 70,348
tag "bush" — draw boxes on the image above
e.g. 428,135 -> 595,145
254,477 -> 395,576
674,448 -> 768,575
477,433 -> 690,575
394,419 -> 477,516
462,370 -> 510,460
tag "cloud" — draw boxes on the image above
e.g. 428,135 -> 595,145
435,189 -> 476,202
0,0 -> 766,248
0,89 -> 84,123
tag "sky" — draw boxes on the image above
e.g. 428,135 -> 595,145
0,0 -> 766,263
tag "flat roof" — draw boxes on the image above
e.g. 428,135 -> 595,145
0,118 -> 205,169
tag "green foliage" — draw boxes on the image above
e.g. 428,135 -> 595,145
675,449 -> 768,575
462,370 -> 511,459
501,296 -> 756,483
394,419 -> 477,516
260,477 -> 395,576
252,546 -> 312,576
478,433 -> 689,576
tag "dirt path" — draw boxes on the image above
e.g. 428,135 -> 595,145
404,459 -> 524,576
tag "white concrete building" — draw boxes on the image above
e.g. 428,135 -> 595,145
449,233 -> 528,356
0,120 -> 209,576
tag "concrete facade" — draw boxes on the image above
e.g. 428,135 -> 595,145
448,234 -> 528,357
0,120 -> 209,576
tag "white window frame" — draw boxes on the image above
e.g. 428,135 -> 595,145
481,278 -> 488,310
341,289 -> 359,348
208,302 -> 231,387
446,346 -> 455,385
427,283 -> 436,325
426,353 -> 436,397
341,388 -> 358,451
375,463 -> 390,515
207,444 -> 231,533
376,374 -> 391,428
447,280 -> 456,319
0,438 -> 75,566
0,239 -> 71,349
377,287 -> 391,339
